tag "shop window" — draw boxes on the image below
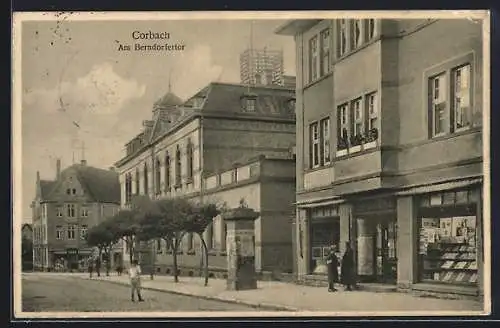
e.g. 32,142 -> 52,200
309,219 -> 340,275
417,192 -> 478,286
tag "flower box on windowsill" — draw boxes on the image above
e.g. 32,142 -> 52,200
363,140 -> 377,150
350,145 -> 362,153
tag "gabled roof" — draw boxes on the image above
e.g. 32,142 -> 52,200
42,164 -> 120,204
39,180 -> 56,200
71,164 -> 121,204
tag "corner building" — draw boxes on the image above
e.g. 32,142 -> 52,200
276,18 -> 484,298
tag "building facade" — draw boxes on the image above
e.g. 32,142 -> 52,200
114,81 -> 297,275
276,18 -> 484,297
31,160 -> 121,271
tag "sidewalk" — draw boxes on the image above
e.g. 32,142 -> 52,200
65,273 -> 483,314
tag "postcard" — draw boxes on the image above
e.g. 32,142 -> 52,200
12,10 -> 490,319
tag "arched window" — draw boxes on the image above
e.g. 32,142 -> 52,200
143,163 -> 149,195
125,173 -> 132,203
135,168 -> 140,195
175,145 -> 181,186
186,139 -> 194,180
164,152 -> 171,191
155,157 -> 161,195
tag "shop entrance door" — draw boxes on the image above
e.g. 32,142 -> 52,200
373,218 -> 397,284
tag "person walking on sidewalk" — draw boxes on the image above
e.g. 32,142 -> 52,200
88,258 -> 94,278
325,244 -> 339,292
95,257 -> 101,277
128,260 -> 144,302
340,241 -> 356,291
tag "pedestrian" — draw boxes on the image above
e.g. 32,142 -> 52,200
128,259 -> 144,302
340,241 -> 356,291
95,257 -> 101,277
116,264 -> 123,276
88,258 -> 94,278
325,244 -> 339,292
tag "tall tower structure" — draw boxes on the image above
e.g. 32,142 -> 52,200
239,47 -> 285,87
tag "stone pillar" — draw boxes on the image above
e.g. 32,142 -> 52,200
357,218 -> 374,277
396,196 -> 417,289
223,203 -> 260,291
339,203 -> 352,255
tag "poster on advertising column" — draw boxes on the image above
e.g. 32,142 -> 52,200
236,230 -> 255,257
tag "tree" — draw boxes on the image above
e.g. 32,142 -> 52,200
109,208 -> 141,263
86,220 -> 117,276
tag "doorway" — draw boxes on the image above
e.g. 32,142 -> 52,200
356,215 -> 397,284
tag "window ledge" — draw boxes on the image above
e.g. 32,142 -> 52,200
208,250 -> 218,256
334,36 -> 380,64
186,250 -> 196,255
303,71 -> 333,91
219,251 -> 227,257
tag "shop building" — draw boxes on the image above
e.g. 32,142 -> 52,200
31,159 -> 121,271
114,81 -> 296,275
276,18 -> 484,297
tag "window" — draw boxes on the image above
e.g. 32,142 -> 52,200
66,188 -> 71,195
72,188 -> 76,195
164,153 -> 171,191
187,233 -> 194,251
80,225 -> 88,240
42,204 -> 47,220
135,169 -> 140,195
175,146 -> 181,186
56,225 -> 63,240
223,223 -> 228,251
56,207 -> 63,217
156,239 -> 163,253
366,19 -> 376,40
125,173 -> 132,203
453,64 -> 471,130
338,19 -> 348,56
67,224 -> 76,240
143,163 -> 149,195
186,140 -> 194,180
366,93 -> 378,131
430,73 -> 447,136
352,19 -> 362,49
81,206 -> 89,217
155,157 -> 161,195
352,98 -> 364,137
337,103 -> 350,151
309,36 -> 319,82
210,223 -> 216,249
245,98 -> 256,112
320,29 -> 331,76
288,98 -> 296,115
66,204 -> 75,218
310,122 -> 320,168
320,118 -> 331,165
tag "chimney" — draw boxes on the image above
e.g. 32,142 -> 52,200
81,160 -> 87,165
56,158 -> 61,179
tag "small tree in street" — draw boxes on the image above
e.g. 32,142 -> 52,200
86,220 -> 117,276
109,208 -> 141,263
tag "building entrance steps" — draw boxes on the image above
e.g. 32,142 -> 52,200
41,272 -> 484,313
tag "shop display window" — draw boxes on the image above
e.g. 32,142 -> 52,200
309,218 -> 340,274
417,189 -> 479,286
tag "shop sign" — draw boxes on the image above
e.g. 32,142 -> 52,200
66,248 -> 79,256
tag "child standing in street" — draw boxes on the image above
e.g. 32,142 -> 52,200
128,260 -> 144,302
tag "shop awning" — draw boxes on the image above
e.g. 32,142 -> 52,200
295,197 -> 345,208
395,177 -> 483,196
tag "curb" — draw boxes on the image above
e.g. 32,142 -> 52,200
82,277 -> 299,312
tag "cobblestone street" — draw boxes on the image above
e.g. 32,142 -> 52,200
22,274 -> 258,312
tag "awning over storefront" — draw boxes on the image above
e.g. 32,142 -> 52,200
395,177 -> 482,196
295,197 -> 345,208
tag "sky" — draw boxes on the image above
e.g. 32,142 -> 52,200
20,18 -> 296,222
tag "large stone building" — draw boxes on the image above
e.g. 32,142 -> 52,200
114,81 -> 297,275
276,18 -> 484,298
31,159 -> 121,271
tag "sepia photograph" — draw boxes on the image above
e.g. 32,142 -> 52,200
12,10 -> 491,318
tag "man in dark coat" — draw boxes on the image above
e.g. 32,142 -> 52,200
95,257 -> 101,277
325,245 -> 339,292
88,258 -> 94,278
341,241 -> 356,291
